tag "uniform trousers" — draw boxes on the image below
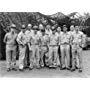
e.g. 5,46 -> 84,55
40,45 -> 48,67
72,44 -> 82,69
18,45 -> 26,69
6,45 -> 17,69
48,45 -> 58,66
60,44 -> 70,68
30,45 -> 40,68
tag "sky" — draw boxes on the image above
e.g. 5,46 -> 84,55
0,0 -> 90,15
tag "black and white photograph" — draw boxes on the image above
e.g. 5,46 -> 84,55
0,11 -> 89,78
0,0 -> 90,79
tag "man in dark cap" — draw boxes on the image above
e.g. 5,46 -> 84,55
16,25 -> 27,71
28,25 -> 41,69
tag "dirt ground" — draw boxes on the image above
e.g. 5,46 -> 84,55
0,50 -> 90,78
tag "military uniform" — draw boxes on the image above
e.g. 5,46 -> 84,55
4,31 -> 17,70
17,31 -> 27,70
55,31 -> 63,67
39,32 -> 49,67
68,30 -> 75,68
24,30 -> 31,67
48,32 -> 59,67
71,31 -> 85,71
60,31 -> 71,69
29,32 -> 40,69
45,29 -> 52,61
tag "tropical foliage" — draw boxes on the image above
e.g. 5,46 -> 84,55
0,12 -> 90,59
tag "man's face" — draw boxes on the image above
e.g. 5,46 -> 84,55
75,26 -> 79,32
70,26 -> 74,31
46,25 -> 50,29
28,26 -> 32,30
39,25 -> 43,30
22,28 -> 25,33
63,27 -> 67,32
57,27 -> 61,32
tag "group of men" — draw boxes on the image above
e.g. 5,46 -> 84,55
4,23 -> 86,72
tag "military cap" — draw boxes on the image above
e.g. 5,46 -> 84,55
33,25 -> 38,29
28,24 -> 32,27
11,24 -> 16,28
22,25 -> 26,29
39,24 -> 44,30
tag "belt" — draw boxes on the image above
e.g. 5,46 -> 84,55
6,44 -> 17,46
31,44 -> 39,45
41,45 -> 47,47
49,45 -> 58,47
72,43 -> 82,48
61,43 -> 69,45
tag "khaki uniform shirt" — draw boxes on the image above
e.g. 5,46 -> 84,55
4,32 -> 17,50
39,33 -> 49,46
71,31 -> 85,47
49,33 -> 59,46
29,33 -> 40,45
60,32 -> 71,45
17,31 -> 27,46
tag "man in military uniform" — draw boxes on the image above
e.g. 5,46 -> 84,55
60,25 -> 71,70
48,26 -> 59,68
4,24 -> 17,71
44,25 -> 52,65
56,26 -> 63,67
68,25 -> 75,68
25,24 -> 33,68
39,27 -> 49,67
68,25 -> 75,35
37,24 -> 43,37
71,26 -> 85,72
25,24 -> 33,39
26,24 -> 34,36
17,25 -> 27,71
29,25 -> 40,69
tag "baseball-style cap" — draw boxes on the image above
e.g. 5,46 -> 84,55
39,24 -> 44,30
11,24 -> 16,28
33,25 -> 38,29
22,25 -> 26,29
28,24 -> 32,27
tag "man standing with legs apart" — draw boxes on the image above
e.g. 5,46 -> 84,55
25,24 -> 33,68
4,24 -> 17,72
29,25 -> 40,69
60,25 -> 71,70
17,25 -> 27,71
68,25 -> 75,69
48,26 -> 59,68
56,26 -> 63,67
71,26 -> 85,72
39,27 -> 49,67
